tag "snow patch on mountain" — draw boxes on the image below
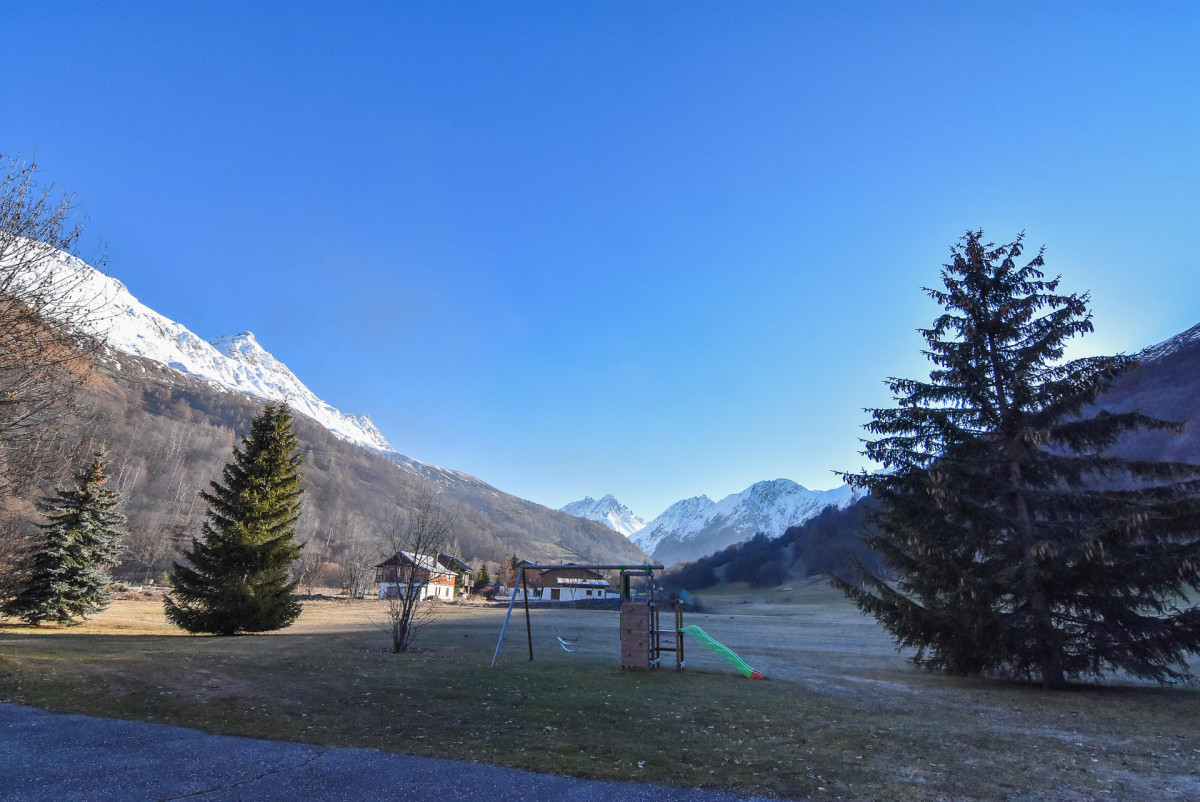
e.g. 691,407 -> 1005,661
633,479 -> 861,563
559,494 -> 646,536
1140,321 -> 1200,363
12,244 -> 393,452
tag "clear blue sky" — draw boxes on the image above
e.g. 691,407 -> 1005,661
5,2 -> 1198,519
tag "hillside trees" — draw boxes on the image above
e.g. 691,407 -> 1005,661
2,451 -> 125,624
164,402 -> 306,635
838,231 -> 1200,688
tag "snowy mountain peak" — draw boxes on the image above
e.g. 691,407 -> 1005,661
663,495 -> 717,518
745,478 -> 806,503
631,481 -> 860,564
17,244 -> 395,454
560,494 -> 646,537
211,331 -> 261,356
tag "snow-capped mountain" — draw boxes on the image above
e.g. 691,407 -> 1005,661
630,495 -> 716,554
633,479 -> 860,565
14,244 -> 392,452
5,241 -> 650,567
559,494 -> 646,536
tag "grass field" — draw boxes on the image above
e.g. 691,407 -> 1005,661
2,581 -> 1198,800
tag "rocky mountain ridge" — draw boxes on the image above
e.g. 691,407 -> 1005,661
558,494 -> 646,537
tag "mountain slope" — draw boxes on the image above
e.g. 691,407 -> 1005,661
20,244 -> 646,572
559,495 -> 646,536
634,479 -> 860,565
18,244 -> 392,452
1089,320 -> 1200,464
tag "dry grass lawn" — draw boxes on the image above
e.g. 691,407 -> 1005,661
2,581 -> 1198,800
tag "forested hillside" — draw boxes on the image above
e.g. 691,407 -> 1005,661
42,352 -> 646,585
661,500 -> 882,594
1094,322 -> 1200,464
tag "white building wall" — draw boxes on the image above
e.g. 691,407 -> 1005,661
378,582 -> 456,601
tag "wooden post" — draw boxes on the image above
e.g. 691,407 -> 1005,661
620,601 -> 651,670
522,568 -> 533,662
675,601 -> 685,671
649,601 -> 660,668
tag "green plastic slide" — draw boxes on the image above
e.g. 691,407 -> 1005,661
679,625 -> 764,679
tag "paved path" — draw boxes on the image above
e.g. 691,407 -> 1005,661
1,703 -> 777,801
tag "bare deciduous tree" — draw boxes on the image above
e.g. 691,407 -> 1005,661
295,521 -> 333,597
0,154 -> 103,500
339,537 -> 374,599
377,483 -> 455,653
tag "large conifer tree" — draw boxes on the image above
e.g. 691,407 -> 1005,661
165,402 -> 306,635
839,231 -> 1200,688
2,450 -> 125,625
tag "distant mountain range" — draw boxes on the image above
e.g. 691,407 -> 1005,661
561,479 -> 860,565
27,242 -> 1197,576
559,321 -> 1200,568
24,245 -> 646,569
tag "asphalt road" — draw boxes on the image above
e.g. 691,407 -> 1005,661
1,703 -> 778,801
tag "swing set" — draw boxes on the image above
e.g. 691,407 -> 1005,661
489,561 -> 765,678
490,563 -> 663,667
489,564 -> 696,672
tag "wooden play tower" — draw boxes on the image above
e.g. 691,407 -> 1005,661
618,567 -> 686,671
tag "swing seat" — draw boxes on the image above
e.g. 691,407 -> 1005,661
556,634 -> 583,653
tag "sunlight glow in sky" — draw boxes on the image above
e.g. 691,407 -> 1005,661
5,1 -> 1198,518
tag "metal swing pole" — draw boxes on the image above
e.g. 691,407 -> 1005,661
490,582 -> 522,668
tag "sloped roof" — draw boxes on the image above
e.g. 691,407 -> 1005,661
376,551 -> 456,577
437,553 -> 472,574
539,565 -> 610,588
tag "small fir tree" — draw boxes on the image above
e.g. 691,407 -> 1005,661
839,231 -> 1200,688
498,554 -> 517,588
2,450 -> 125,625
476,563 -> 491,588
165,402 -> 306,635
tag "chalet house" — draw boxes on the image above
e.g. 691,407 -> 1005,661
538,565 -> 617,602
436,553 -> 474,594
375,551 -> 457,601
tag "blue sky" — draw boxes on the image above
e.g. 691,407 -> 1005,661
5,2 -> 1198,519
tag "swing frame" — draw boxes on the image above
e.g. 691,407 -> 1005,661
490,562 -> 665,666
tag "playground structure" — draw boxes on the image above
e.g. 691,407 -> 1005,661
490,562 -> 762,678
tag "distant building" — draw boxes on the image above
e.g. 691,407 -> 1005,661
538,565 -> 617,602
436,553 -> 474,594
375,551 -> 457,601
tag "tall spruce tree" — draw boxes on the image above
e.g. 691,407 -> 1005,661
838,231 -> 1200,688
2,450 -> 125,625
165,402 -> 306,635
